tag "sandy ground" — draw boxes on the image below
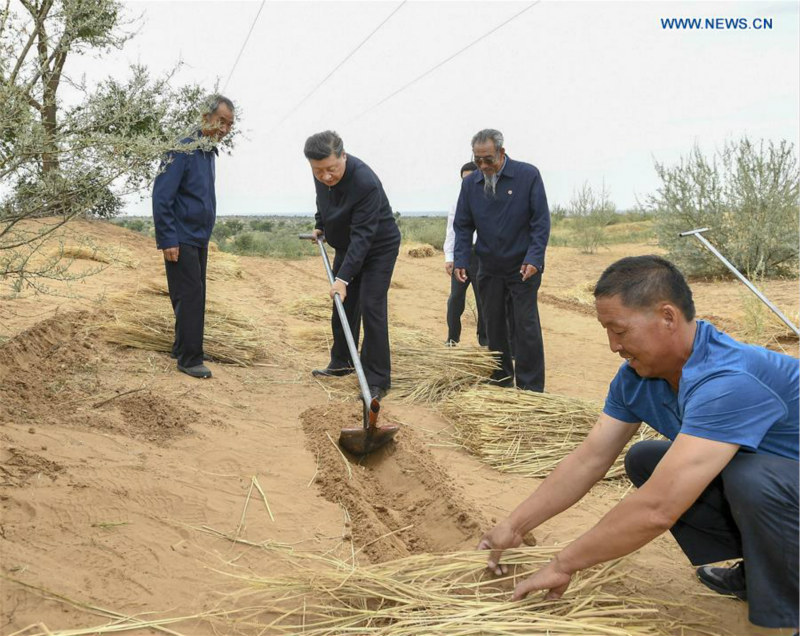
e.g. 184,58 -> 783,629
0,219 -> 797,635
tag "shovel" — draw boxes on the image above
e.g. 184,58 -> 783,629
299,233 -> 399,455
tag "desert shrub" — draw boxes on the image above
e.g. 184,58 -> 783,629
249,219 -> 274,232
568,183 -> 616,254
647,138 -> 799,277
397,217 -> 447,250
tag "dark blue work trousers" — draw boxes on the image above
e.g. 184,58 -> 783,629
328,239 -> 400,390
477,265 -> 544,391
164,243 -> 207,368
625,439 -> 799,628
447,249 -> 485,345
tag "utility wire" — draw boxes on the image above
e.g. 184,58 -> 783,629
347,1 -> 539,125
269,0 -> 406,134
223,0 -> 268,92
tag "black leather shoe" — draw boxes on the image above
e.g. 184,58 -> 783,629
369,385 -> 387,401
696,561 -> 747,601
177,363 -> 212,379
312,365 -> 354,378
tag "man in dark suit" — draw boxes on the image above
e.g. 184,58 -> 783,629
304,131 -> 401,401
453,128 -> 550,391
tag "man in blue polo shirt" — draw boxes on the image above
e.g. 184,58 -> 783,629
152,94 -> 235,379
453,129 -> 550,391
476,255 -> 798,629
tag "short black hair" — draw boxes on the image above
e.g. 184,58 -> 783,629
460,161 -> 477,175
304,130 -> 344,160
204,94 -> 235,115
594,255 -> 696,320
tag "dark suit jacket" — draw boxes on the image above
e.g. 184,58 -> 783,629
313,154 -> 400,283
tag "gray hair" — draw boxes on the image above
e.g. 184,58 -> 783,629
304,130 -> 345,160
203,94 -> 235,115
471,129 -> 504,151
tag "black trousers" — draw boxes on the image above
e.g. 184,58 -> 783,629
447,249 -> 485,345
329,240 -> 400,389
626,440 -> 799,628
477,265 -> 544,391
164,243 -> 207,368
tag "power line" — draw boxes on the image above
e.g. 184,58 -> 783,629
269,0 -> 406,134
347,1 -> 539,125
223,0 -> 268,93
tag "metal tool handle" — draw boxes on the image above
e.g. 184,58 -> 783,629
299,233 -> 374,414
680,227 -> 800,337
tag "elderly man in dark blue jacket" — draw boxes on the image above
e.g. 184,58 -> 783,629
304,130 -> 401,401
152,94 -> 235,379
454,129 -> 550,391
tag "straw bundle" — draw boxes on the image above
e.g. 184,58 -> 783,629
439,385 -> 657,480
102,286 -> 269,366
48,245 -> 139,268
390,327 -> 498,402
207,251 -> 243,281
406,243 -> 436,258
232,548 -> 700,635
286,295 -> 331,322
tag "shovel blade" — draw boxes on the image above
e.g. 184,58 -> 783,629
338,397 -> 398,455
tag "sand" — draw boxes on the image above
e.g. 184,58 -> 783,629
1,219 -> 797,635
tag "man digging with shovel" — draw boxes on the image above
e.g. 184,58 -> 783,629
303,131 -> 401,405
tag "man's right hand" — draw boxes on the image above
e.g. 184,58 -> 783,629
445,261 -> 454,276
162,246 -> 179,262
311,229 -> 325,243
454,267 -> 468,283
477,518 -> 524,576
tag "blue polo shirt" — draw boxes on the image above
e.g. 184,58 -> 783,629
452,156 -> 550,275
603,320 -> 799,460
152,132 -> 218,250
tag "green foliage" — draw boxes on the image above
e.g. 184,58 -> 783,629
648,138 -> 799,277
249,219 -> 274,232
0,1 -> 238,290
396,216 -> 447,250
568,182 -> 617,254
550,203 -> 568,224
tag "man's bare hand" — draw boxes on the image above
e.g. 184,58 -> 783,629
512,557 -> 572,601
454,267 -> 468,283
520,263 -> 538,281
163,246 -> 180,262
445,262 -> 454,276
476,518 -> 524,576
311,229 -> 325,243
330,279 -> 347,301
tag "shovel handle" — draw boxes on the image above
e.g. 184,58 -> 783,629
298,233 -> 376,421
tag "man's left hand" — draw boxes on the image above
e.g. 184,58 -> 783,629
520,263 -> 539,281
512,557 -> 572,601
330,279 -> 347,301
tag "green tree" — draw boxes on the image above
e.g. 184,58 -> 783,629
648,138 -> 799,277
1,0 -> 238,292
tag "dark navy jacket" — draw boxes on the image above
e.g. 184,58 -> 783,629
152,133 -> 218,250
453,156 -> 550,275
313,154 -> 400,284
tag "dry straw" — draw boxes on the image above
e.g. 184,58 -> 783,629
102,282 -> 269,366
48,244 -> 139,269
206,251 -> 243,281
286,295 -> 331,322
439,385 -> 658,480
226,547 -> 709,635
405,242 -> 436,258
390,327 -> 498,402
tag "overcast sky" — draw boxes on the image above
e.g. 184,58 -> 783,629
67,0 -> 799,216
